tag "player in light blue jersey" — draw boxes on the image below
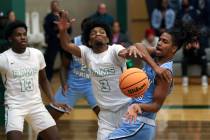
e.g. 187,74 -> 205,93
37,18 -> 100,140
108,23 -> 199,140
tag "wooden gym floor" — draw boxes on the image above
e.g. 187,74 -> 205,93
0,74 -> 210,140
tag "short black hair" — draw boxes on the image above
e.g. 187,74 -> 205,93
81,19 -> 112,47
5,20 -> 27,40
166,22 -> 199,51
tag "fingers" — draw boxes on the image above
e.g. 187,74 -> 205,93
53,102 -> 72,113
128,46 -> 143,58
186,41 -> 200,49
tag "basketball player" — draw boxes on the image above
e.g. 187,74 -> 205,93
0,21 -> 70,140
44,18 -> 100,122
108,23 -> 199,140
56,12 -> 172,140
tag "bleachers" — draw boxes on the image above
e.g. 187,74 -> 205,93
173,48 -> 210,76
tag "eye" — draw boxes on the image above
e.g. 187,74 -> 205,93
99,30 -> 106,34
90,31 -> 96,36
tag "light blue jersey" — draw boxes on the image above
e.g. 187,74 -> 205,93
108,60 -> 173,140
53,36 -> 97,109
67,36 -> 91,90
132,60 -> 173,120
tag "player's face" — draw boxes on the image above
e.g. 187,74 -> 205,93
89,27 -> 109,47
10,27 -> 28,50
155,32 -> 176,57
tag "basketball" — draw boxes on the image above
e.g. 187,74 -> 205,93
119,68 -> 149,98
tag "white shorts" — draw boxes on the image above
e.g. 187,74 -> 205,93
5,103 -> 56,134
97,104 -> 129,140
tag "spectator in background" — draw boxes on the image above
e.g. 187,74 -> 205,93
151,0 -> 175,36
177,0 -> 208,87
168,0 -> 182,13
142,28 -> 159,48
0,10 -> 15,51
43,0 -> 62,81
112,20 -> 131,48
88,3 -> 114,27
7,10 -> 16,23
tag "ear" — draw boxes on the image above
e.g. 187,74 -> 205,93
172,45 -> 177,54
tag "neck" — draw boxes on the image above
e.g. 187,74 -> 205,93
12,47 -> 26,54
92,45 -> 108,53
156,56 -> 172,65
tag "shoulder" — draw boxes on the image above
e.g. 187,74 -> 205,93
1,49 -> 12,56
160,61 -> 173,73
78,45 -> 91,53
28,47 -> 42,53
0,49 -> 10,64
110,44 -> 125,49
28,47 -> 43,56
109,44 -> 125,53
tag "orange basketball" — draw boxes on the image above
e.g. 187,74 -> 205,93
119,68 -> 149,98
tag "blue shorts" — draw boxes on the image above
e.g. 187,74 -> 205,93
54,86 -> 97,109
108,116 -> 156,140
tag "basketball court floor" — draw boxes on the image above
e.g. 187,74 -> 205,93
0,75 -> 209,140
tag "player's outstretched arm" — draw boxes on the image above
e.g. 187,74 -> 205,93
56,10 -> 81,57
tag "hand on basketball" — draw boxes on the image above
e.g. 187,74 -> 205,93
155,67 -> 172,83
125,103 -> 142,123
52,101 -> 71,113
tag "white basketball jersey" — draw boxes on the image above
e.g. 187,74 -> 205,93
0,48 -> 46,108
79,44 -> 131,111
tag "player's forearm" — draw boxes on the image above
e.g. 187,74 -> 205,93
139,102 -> 162,113
39,70 -> 55,103
59,66 -> 68,87
59,31 -> 81,57
135,43 -> 159,73
41,79 -> 55,103
59,30 -> 71,51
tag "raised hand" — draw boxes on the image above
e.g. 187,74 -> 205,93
54,10 -> 75,32
185,40 -> 200,50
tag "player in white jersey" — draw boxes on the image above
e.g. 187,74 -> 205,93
56,12 -> 171,140
0,21 -> 70,140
